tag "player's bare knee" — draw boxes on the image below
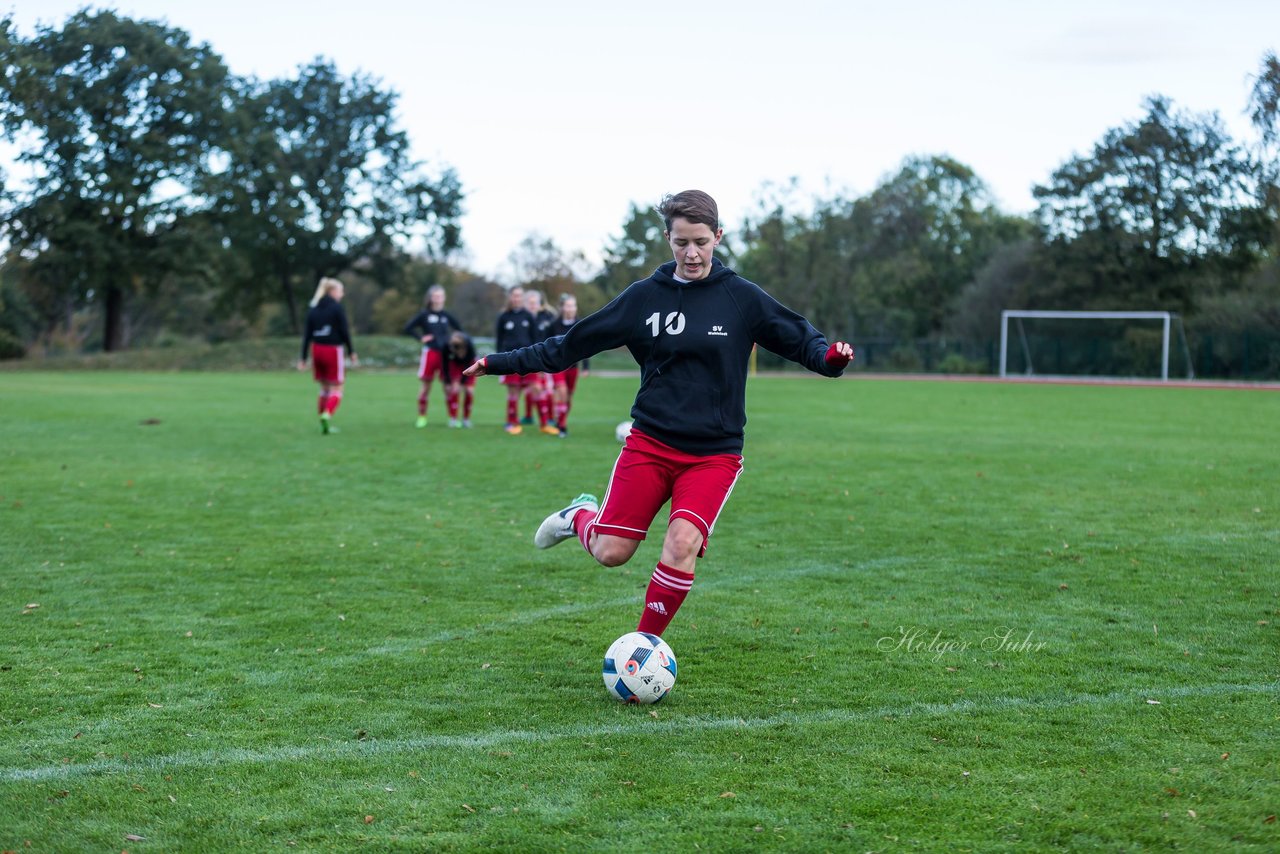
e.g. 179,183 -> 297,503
592,541 -> 631,567
662,525 -> 703,564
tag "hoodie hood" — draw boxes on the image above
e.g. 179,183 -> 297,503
651,258 -> 736,289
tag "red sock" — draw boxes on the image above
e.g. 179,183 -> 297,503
555,401 -> 568,430
418,390 -> 428,416
317,393 -> 328,415
507,397 -> 518,425
463,390 -> 473,419
636,562 -> 694,637
326,391 -> 343,416
575,508 -> 598,554
447,390 -> 459,418
524,394 -> 533,419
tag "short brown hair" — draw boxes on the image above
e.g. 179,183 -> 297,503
658,190 -> 719,232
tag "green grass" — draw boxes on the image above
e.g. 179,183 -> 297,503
1,370 -> 1277,851
0,335 -> 641,373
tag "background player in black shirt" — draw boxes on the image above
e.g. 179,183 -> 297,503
298,277 -> 358,434
523,288 -> 560,434
494,286 -> 535,434
403,285 -> 463,428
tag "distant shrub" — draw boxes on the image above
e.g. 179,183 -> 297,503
886,345 -> 923,372
937,353 -> 987,374
0,329 -> 25,360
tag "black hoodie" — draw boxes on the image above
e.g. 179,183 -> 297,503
300,295 -> 355,361
403,308 -> 463,351
484,259 -> 843,455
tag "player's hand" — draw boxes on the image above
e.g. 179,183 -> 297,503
349,353 -> 360,367
825,341 -> 853,369
422,335 -> 433,344
462,357 -> 487,378
296,359 -> 307,371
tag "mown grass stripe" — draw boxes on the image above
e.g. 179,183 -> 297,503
5,681 -> 1273,783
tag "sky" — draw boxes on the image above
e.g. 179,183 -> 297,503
4,0 -> 1278,282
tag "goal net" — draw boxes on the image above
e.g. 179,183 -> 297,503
999,310 -> 1194,381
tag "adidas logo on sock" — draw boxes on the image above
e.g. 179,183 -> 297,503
645,601 -> 668,615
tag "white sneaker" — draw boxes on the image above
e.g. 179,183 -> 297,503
448,418 -> 461,428
533,493 -> 598,549
462,419 -> 473,428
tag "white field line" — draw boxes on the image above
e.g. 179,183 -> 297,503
3,681 -> 1274,784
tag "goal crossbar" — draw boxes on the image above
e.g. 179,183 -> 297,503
999,310 -> 1192,381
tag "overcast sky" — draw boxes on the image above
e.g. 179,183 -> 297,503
5,1 -> 1278,282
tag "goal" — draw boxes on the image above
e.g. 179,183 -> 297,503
999,310 -> 1194,381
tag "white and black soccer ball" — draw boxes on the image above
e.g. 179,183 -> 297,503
602,631 -> 676,703
614,420 -> 633,443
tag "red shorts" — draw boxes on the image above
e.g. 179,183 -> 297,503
588,428 -> 743,558
502,373 -> 538,388
311,344 -> 345,384
418,348 -> 445,381
552,365 -> 579,393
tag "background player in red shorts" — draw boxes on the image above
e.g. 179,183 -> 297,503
403,285 -> 463,428
523,288 -> 560,435
494,285 -> 535,434
548,293 -> 589,437
443,331 -> 477,428
298,276 -> 358,434
465,190 -> 853,637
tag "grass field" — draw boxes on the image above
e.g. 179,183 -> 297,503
1,369 -> 1277,852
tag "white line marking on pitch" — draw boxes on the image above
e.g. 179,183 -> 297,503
3,681 -> 1273,783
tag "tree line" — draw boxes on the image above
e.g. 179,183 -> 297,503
2,11 -> 1277,376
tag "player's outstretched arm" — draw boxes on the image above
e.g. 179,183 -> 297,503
462,357 -> 487,378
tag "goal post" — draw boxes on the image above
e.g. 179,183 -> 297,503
999,310 -> 1193,381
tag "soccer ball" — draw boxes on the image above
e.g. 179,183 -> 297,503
602,631 -> 677,703
615,420 -> 633,443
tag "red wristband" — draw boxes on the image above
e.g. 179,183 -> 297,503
825,343 -> 852,369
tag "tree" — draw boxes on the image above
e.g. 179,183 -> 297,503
1247,50 -> 1280,255
505,232 -> 583,285
736,161 -> 1027,339
211,59 -> 464,332
736,180 -> 844,330
446,276 -> 507,336
504,232 -> 607,314
945,239 -> 1039,342
852,156 -> 1029,336
1032,96 -> 1256,312
0,10 -> 232,351
1248,50 -> 1280,172
593,202 -> 671,299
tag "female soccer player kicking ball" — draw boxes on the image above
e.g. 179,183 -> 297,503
464,190 -> 852,638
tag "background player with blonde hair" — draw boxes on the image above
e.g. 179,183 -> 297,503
298,277 -> 358,434
403,284 -> 463,428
